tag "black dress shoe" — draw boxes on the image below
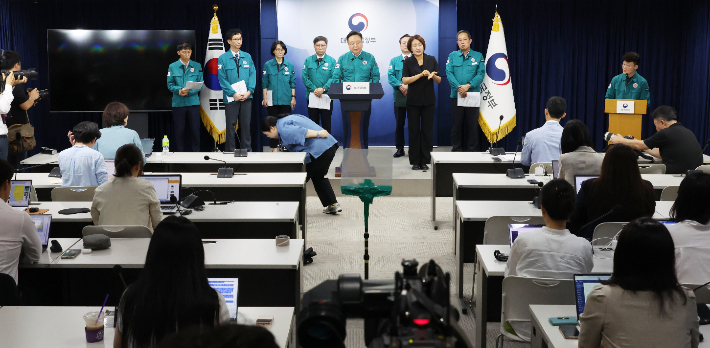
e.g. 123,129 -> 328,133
412,165 -> 421,170
420,164 -> 429,170
393,149 -> 405,158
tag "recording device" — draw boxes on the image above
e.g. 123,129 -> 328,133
603,132 -> 614,142
232,122 -> 248,157
297,259 -> 472,348
489,115 -> 506,156
204,155 -> 234,178
0,68 -> 38,81
531,181 -> 544,209
604,132 -> 654,161
506,140 -> 525,178
37,89 -> 49,100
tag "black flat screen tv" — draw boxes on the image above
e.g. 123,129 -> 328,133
47,29 -> 196,112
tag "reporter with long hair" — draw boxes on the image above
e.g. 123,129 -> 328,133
114,216 -> 230,348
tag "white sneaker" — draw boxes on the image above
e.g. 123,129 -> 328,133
324,203 -> 342,214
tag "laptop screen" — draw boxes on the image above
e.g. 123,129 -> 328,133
30,214 -> 52,246
9,180 -> 32,207
552,160 -> 559,179
509,224 -> 544,247
104,160 -> 116,176
140,175 -> 181,203
574,274 -> 612,319
574,175 -> 599,194
208,278 -> 238,320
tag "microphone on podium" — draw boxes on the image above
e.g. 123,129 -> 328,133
204,156 -> 234,178
489,115 -> 506,156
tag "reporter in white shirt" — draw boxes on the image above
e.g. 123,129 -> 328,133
0,158 -> 41,285
667,172 -> 710,285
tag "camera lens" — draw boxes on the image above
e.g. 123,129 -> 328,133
297,302 -> 346,348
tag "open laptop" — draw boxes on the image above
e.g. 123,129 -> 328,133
574,274 -> 612,325
9,180 -> 32,211
574,175 -> 599,194
551,160 -> 560,179
140,174 -> 182,213
104,159 -> 116,176
208,278 -> 238,320
30,214 -> 52,252
509,224 -> 544,246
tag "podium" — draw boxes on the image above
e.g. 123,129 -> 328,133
328,83 -> 385,149
605,99 -> 648,140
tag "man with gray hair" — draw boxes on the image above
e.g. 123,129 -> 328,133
301,36 -> 337,133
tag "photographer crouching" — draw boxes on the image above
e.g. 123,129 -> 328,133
1,50 -> 43,166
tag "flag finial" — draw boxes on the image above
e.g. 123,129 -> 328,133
211,5 -> 220,34
492,12 -> 502,32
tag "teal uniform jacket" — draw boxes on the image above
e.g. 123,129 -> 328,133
262,58 -> 296,106
605,73 -> 650,106
166,59 -> 203,107
387,55 -> 406,102
217,50 -> 257,104
332,51 -> 380,83
301,54 -> 337,100
445,49 -> 485,98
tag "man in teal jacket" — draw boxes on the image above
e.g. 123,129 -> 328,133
167,42 -> 203,152
302,36 -> 337,133
388,34 -> 410,158
605,51 -> 650,107
218,28 -> 256,152
446,30 -> 485,151
332,30 -> 381,149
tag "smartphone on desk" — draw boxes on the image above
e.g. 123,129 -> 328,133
559,324 -> 579,339
61,249 -> 81,259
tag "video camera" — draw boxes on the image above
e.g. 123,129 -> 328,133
297,259 -> 472,348
37,89 -> 49,99
1,68 -> 38,81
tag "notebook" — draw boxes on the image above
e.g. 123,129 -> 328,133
208,278 -> 238,320
30,214 -> 52,252
140,174 -> 182,213
509,224 -> 544,247
9,180 -> 32,211
574,175 -> 599,194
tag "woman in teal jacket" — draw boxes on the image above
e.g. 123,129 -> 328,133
262,41 -> 296,150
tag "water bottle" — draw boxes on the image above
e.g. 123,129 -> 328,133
162,135 -> 169,155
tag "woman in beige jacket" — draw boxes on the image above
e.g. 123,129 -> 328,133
558,120 -> 604,186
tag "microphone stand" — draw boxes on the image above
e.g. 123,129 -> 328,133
204,156 -> 234,178
489,115 -> 505,156
506,140 -> 525,178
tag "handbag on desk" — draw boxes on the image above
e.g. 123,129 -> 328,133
8,123 -> 36,155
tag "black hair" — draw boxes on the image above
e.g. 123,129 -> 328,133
313,36 -> 328,45
71,121 -> 101,144
603,217 -> 686,316
622,51 -> 640,65
346,30 -> 363,42
114,143 -> 143,177
546,96 -> 566,119
270,40 -> 287,56
670,172 -> 710,224
102,101 -> 130,127
651,105 -> 678,122
225,29 -> 242,41
560,119 -> 593,154
176,42 -> 193,51
540,179 -> 576,220
119,216 -> 221,348
260,116 -> 278,133
456,30 -> 471,39
157,324 -> 279,348
0,158 -> 14,187
1,50 -> 20,70
399,34 -> 410,43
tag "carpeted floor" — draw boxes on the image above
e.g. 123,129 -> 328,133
303,195 -> 530,348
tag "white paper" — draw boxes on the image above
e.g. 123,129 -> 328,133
226,81 -> 248,102
184,81 -> 203,90
457,91 -> 481,107
616,100 -> 635,114
495,154 -> 518,162
308,92 -> 331,110
266,90 -> 273,106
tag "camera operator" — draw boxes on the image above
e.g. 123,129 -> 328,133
0,71 -> 27,160
1,50 -> 40,165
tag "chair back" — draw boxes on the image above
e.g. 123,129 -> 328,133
683,284 -> 710,304
660,186 -> 679,201
51,186 -> 97,202
500,276 -> 575,342
591,222 -> 627,246
82,225 -> 152,238
638,164 -> 666,174
0,273 -> 21,306
529,162 -> 553,175
484,216 -> 545,245
696,165 -> 710,174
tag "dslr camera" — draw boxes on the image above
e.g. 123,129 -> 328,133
1,68 -> 38,81
297,259 -> 472,348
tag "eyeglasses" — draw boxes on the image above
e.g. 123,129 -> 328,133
348,41 -> 363,46
314,44 -> 327,48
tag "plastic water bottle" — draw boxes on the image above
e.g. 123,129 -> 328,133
162,135 -> 169,155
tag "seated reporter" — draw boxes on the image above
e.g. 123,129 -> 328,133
93,102 -> 145,161
558,120 -> 603,186
58,121 -> 108,187
261,114 -> 341,214
578,218 -> 699,348
115,216 -> 230,348
157,324 -> 279,348
668,172 -> 710,285
91,144 -> 162,231
569,144 -> 655,240
609,105 -> 702,174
